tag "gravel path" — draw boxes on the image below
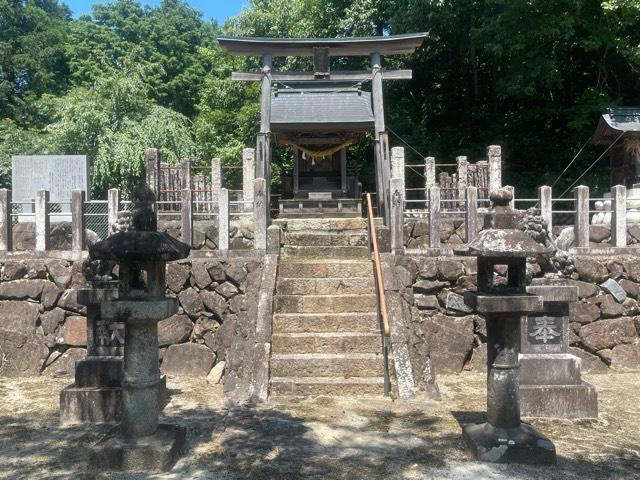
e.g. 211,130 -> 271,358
0,372 -> 637,479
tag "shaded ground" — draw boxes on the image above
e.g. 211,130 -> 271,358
0,372 -> 638,479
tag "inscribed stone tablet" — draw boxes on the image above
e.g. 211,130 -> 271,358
12,155 -> 89,202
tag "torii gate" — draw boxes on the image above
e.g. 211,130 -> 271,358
217,33 -> 427,223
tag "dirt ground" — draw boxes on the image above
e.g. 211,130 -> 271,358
0,372 -> 638,480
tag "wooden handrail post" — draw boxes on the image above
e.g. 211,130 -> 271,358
366,193 -> 390,338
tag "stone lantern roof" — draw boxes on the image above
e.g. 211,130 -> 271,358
89,231 -> 190,263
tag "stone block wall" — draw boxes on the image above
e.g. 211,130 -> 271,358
394,255 -> 640,376
0,257 -> 263,380
158,219 -> 254,250
403,218 -> 481,249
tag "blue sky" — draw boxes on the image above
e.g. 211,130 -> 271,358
64,0 -> 249,23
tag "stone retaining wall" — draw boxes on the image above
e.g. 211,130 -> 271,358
0,257 -> 263,380
157,219 -> 255,250
395,255 -> 640,375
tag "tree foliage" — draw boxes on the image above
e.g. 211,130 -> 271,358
0,0 -> 639,196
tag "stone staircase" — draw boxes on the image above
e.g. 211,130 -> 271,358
270,218 -> 387,396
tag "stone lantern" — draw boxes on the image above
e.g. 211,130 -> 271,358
457,188 -> 557,464
88,185 -> 190,472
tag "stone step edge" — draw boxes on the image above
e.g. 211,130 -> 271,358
270,376 -> 385,385
271,353 -> 383,360
276,276 -> 374,283
274,294 -> 377,299
272,332 -> 381,338
273,312 -> 379,317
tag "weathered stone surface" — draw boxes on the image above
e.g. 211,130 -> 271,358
600,295 -> 624,318
610,344 -> 640,370
58,289 -> 84,313
206,361 -> 225,384
199,290 -> 227,319
161,343 -> 216,377
568,347 -> 608,373
574,257 -> 608,283
416,258 -> 438,280
190,262 -> 212,289
57,316 -> 87,346
570,302 -> 600,324
226,262 -> 248,286
46,260 -> 72,289
473,315 -> 487,339
40,308 -> 65,336
0,330 -> 48,376
606,261 -> 623,280
43,347 -> 86,377
166,263 -> 190,293
619,279 -> 640,299
394,266 -> 412,288
206,261 -> 226,283
413,279 -> 448,294
445,292 -> 473,314
414,294 -> 439,310
2,261 -> 27,281
216,282 -> 239,299
597,348 -> 613,364
0,279 -> 50,300
623,259 -> 640,282
466,343 -> 486,372
193,316 -> 220,339
420,314 -> 474,373
580,318 -> 638,352
178,288 -> 204,318
600,278 -> 627,303
41,282 -> 63,309
0,300 -> 39,335
437,260 -> 464,281
589,225 -> 610,243
158,314 -> 193,347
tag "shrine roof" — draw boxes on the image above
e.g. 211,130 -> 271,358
217,33 -> 427,57
593,107 -> 640,145
271,87 -> 374,132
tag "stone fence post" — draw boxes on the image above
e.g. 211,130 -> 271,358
391,147 -> 405,197
425,156 -> 436,192
181,187 -> 193,247
488,145 -> 502,194
253,178 -> 267,250
611,184 -> 627,248
180,158 -> 191,191
71,189 -> 86,252
108,188 -> 120,236
429,186 -> 441,248
211,158 -> 221,211
243,148 -> 256,212
574,185 -> 589,248
218,188 -> 229,250
457,156 -> 468,208
390,177 -> 404,254
539,185 -> 552,234
145,148 -> 161,197
35,189 -> 50,252
465,186 -> 478,243
505,185 -> 515,209
0,189 -> 12,251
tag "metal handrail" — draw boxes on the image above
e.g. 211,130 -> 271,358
366,193 -> 390,338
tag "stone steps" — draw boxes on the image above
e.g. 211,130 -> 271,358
277,217 -> 367,232
271,353 -> 384,378
276,277 -> 374,295
283,232 -> 367,247
278,260 -> 373,278
282,245 -> 370,259
274,294 -> 377,314
270,376 -> 385,396
272,332 -> 381,354
272,313 -> 380,334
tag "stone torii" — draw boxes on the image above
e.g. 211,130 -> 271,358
217,33 -> 427,223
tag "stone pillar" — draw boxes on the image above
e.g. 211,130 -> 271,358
520,285 -> 598,419
218,188 -> 229,250
253,178 -> 267,250
574,185 -> 589,248
538,186 -> 552,234
391,147 -> 405,197
428,186 -> 440,248
211,158 -> 221,212
390,177 -> 404,254
71,189 -> 86,252
267,224 -> 281,254
0,189 -> 12,251
35,189 -> 50,252
181,187 -> 192,246
457,156 -> 468,207
465,186 -> 478,243
243,148 -> 256,212
108,188 -> 120,236
424,157 -> 436,191
488,145 -> 502,194
611,184 -> 627,248
145,148 -> 161,197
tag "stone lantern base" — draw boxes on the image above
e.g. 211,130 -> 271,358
89,424 -> 186,472
462,422 -> 557,464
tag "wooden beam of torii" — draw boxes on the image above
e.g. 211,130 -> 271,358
217,33 -> 427,223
